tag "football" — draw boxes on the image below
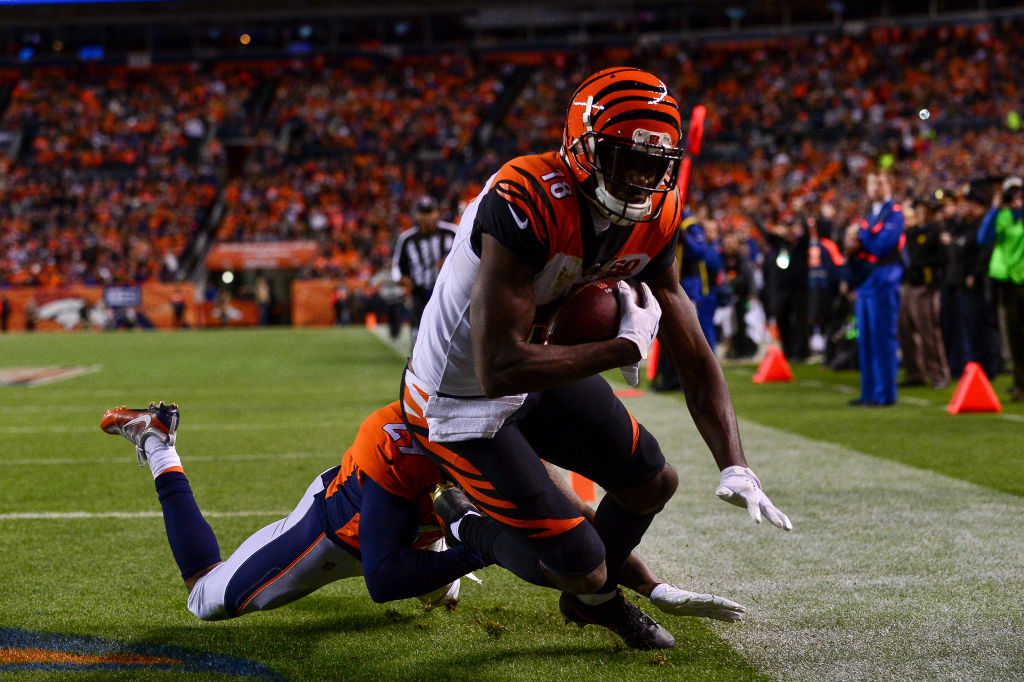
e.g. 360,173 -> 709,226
545,278 -> 632,345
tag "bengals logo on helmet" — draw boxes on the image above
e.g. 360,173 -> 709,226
561,67 -> 686,226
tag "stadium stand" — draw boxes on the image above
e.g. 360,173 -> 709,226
2,18 -> 1024,350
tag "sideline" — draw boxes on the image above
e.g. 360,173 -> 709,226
626,389 -> 1024,682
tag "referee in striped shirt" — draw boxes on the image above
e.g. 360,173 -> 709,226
392,195 -> 456,344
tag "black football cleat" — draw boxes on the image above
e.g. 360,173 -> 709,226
430,483 -> 481,547
559,589 -> 676,650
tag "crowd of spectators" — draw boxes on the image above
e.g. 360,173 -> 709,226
0,63 -> 257,286
1,21 -> 1024,392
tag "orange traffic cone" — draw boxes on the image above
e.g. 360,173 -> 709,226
947,362 -> 1002,414
752,346 -> 794,383
646,339 -> 660,382
570,471 -> 597,503
364,312 -> 378,330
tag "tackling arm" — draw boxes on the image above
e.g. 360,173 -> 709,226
359,478 -> 487,603
470,234 -> 640,398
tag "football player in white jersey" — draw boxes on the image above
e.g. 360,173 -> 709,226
402,67 -> 791,650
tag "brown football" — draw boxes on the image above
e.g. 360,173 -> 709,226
545,278 -> 628,345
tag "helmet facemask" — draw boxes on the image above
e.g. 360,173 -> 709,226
561,68 -> 686,225
583,131 -> 683,225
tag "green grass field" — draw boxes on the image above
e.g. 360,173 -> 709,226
1,327 -> 1022,681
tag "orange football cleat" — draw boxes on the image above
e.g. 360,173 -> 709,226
100,402 -> 179,466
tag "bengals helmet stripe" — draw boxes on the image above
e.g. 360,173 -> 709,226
562,67 -> 685,225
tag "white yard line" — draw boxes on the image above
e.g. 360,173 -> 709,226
0,452 -> 324,466
0,510 -> 287,520
0,422 -> 296,435
622,390 -> 1024,682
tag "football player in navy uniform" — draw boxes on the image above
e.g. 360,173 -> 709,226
99,401 -> 746,624
401,67 -> 791,650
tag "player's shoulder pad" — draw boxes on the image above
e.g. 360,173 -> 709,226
492,151 -> 572,238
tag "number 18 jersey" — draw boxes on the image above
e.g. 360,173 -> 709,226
407,151 -> 681,431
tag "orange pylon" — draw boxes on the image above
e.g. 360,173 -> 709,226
947,362 -> 1002,414
570,471 -> 597,503
752,346 -> 794,383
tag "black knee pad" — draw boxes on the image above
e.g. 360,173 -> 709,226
533,518 -> 606,578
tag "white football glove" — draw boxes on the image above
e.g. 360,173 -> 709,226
620,363 -> 640,387
617,281 -> 661,361
649,583 -> 746,622
715,465 -> 793,531
417,578 -> 461,608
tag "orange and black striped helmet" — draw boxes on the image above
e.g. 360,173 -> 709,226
561,67 -> 685,225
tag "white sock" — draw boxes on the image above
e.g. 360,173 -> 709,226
577,591 -> 617,606
145,437 -> 183,479
649,583 -> 672,601
449,510 -> 481,542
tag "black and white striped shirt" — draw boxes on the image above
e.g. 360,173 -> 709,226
392,222 -> 457,294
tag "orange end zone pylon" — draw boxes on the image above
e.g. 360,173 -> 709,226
646,339 -> 660,382
752,346 -> 794,383
570,471 -> 597,503
947,362 -> 1002,414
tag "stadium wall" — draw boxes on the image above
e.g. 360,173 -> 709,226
0,283 -> 260,332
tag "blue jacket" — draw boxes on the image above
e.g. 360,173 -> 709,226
855,200 -> 905,293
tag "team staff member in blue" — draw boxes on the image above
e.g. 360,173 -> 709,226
848,170 -> 905,406
679,209 -> 723,349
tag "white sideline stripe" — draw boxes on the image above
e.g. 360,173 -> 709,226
0,510 -> 287,520
0,452 -> 324,466
622,391 -> 1024,682
791,374 -> 1022,422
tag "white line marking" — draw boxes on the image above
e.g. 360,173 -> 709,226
0,364 -> 102,387
0,423 -> 306,435
0,452 -> 325,466
791,376 -> 1024,422
0,510 -> 287,521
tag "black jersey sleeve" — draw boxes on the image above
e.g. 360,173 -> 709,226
470,189 -> 549,274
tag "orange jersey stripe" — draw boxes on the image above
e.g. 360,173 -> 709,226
333,513 -> 361,549
482,509 -> 586,539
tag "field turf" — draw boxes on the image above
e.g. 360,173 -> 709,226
1,327 -> 1022,680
